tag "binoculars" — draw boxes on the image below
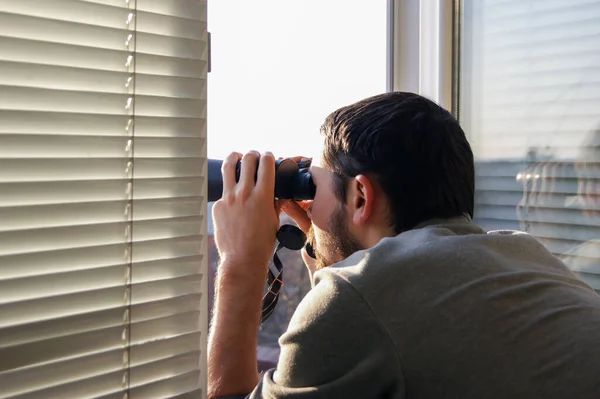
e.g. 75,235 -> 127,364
207,158 -> 316,202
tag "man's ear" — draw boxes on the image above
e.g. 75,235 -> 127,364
350,174 -> 375,226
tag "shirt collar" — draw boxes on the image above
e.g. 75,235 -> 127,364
413,213 -> 473,230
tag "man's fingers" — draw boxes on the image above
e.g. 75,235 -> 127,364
238,151 -> 260,193
288,156 -> 310,163
297,200 -> 312,212
257,152 -> 276,195
222,152 -> 242,195
281,200 -> 311,233
275,199 -> 283,217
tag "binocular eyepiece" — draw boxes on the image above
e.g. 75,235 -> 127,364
207,158 -> 316,202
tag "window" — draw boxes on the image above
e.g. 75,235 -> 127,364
207,0 -> 387,369
459,0 -> 600,292
0,0 -> 208,397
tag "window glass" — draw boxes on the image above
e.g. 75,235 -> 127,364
460,0 -> 600,293
207,0 -> 387,369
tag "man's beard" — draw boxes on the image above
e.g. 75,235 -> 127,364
306,204 -> 362,270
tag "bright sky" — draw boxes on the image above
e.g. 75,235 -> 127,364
207,0 -> 387,160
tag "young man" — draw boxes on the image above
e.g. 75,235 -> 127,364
208,92 -> 600,398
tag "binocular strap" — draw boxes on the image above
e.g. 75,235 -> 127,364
260,242 -> 285,323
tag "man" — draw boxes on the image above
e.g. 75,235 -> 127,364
208,92 -> 600,398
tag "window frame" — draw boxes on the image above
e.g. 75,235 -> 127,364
387,0 -> 460,115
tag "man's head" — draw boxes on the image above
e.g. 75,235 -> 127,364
306,91 -> 475,270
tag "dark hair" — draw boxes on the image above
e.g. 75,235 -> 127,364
321,91 -> 474,233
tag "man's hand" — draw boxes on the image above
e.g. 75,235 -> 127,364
280,199 -> 318,277
277,155 -> 319,277
208,150 -> 279,399
212,151 -> 280,276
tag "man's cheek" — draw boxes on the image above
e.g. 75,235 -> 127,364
309,209 -> 329,233
314,228 -> 333,256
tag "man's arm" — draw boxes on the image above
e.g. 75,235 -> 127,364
207,262 -> 264,398
208,151 -> 281,398
248,271 -> 404,399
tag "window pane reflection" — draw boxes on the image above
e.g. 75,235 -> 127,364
460,0 -> 600,293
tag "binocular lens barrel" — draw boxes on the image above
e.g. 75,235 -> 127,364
207,158 -> 315,202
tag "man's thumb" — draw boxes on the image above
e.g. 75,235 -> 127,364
301,246 -> 317,275
281,201 -> 311,233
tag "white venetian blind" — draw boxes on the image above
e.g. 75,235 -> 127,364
0,0 -> 209,398
460,0 -> 600,293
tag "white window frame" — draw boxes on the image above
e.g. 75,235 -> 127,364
387,0 -> 459,115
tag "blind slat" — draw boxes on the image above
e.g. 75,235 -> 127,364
130,331 -> 202,366
1,294 -> 202,348
0,350 -> 123,399
2,336 -> 202,399
0,12 -> 207,60
0,61 -> 206,99
1,257 -> 203,304
482,37 -> 600,64
129,370 -> 201,399
1,0 -> 205,40
0,159 -> 204,182
0,135 -> 205,158
486,1 -> 600,30
6,370 -> 124,399
0,178 -> 204,207
0,198 -> 203,231
0,36 -> 208,77
0,311 -> 200,373
0,110 -> 206,138
1,274 -> 203,329
0,217 -> 203,256
0,326 -> 128,373
0,86 -> 205,117
131,351 -> 201,391
82,0 -> 206,21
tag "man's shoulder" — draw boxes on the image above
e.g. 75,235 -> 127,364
322,219 -> 560,281
316,220 -> 488,284
281,265 -> 398,372
256,266 -> 403,399
307,223 -> 474,316
311,219 -> 575,319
